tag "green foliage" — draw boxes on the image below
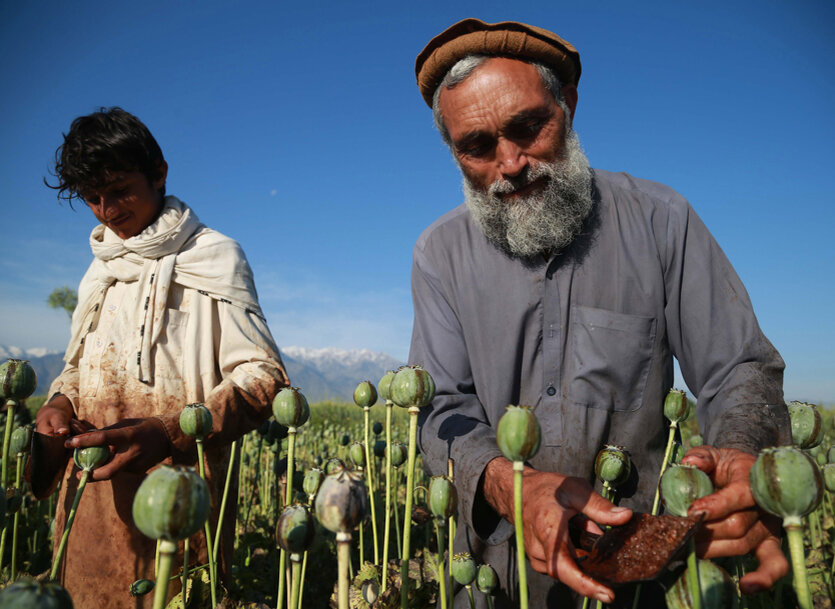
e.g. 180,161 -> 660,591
46,286 -> 77,319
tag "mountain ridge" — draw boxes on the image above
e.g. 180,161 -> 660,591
0,344 -> 404,403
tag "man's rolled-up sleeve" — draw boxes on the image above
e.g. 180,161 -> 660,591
661,197 -> 790,453
410,244 -> 510,543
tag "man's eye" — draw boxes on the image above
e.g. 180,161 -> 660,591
510,119 -> 545,140
459,140 -> 493,158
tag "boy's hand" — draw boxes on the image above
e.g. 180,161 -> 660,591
36,395 -> 74,436
65,417 -> 171,481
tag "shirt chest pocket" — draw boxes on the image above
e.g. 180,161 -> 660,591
152,309 -> 189,380
567,305 -> 656,412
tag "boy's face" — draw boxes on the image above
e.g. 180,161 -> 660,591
81,164 -> 167,239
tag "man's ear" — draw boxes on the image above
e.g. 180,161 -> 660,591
561,83 -> 578,121
153,160 -> 169,190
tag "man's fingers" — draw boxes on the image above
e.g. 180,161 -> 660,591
697,508 -> 758,543
86,453 -> 124,481
681,445 -> 720,475
66,429 -> 120,449
739,535 -> 790,594
550,544 -> 615,604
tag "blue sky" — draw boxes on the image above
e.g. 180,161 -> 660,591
1,1 -> 832,403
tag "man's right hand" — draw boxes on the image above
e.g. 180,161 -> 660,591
35,394 -> 74,436
482,457 -> 632,605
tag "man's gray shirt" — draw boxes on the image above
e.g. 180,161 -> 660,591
409,169 -> 789,606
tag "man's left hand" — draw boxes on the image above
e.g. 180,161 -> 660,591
65,417 -> 171,481
682,445 -> 788,594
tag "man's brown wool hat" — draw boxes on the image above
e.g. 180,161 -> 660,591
415,18 -> 582,107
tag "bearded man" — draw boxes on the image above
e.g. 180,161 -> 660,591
409,19 -> 791,608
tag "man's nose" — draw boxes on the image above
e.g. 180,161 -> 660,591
497,139 -> 528,179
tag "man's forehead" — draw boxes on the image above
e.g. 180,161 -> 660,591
439,58 -> 554,131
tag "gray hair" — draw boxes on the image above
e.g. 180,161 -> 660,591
431,55 -> 566,145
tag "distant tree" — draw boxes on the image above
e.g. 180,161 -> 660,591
47,286 -> 78,319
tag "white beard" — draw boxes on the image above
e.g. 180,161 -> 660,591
463,130 -> 593,259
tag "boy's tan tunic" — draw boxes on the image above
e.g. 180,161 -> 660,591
49,197 -> 288,609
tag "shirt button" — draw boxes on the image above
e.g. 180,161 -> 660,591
546,386 -> 556,396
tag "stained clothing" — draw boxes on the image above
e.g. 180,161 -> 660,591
409,169 -> 789,608
48,197 -> 288,609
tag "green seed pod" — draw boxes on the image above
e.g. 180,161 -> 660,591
476,563 -> 498,594
10,425 -> 32,456
6,487 -> 22,514
314,468 -> 368,533
0,359 -> 38,405
378,370 -> 397,403
663,389 -> 689,425
787,401 -> 824,449
373,439 -> 386,459
339,433 -> 350,447
349,441 -> 366,468
0,578 -> 74,609
594,445 -> 631,486
129,579 -> 155,597
660,464 -> 714,517
275,503 -> 315,555
178,403 -> 213,439
822,463 -> 835,493
428,475 -> 458,521
132,465 -> 210,542
390,443 -> 407,468
257,420 -> 271,437
390,366 -> 435,409
73,445 -> 110,472
497,405 -> 541,463
665,559 -> 738,609
749,446 -> 823,526
372,421 -> 383,436
353,381 -> 378,409
688,434 -> 703,449
303,468 -> 325,499
272,387 -> 310,428
325,458 -> 347,475
451,552 -> 477,586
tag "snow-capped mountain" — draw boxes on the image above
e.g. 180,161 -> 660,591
280,346 -> 403,403
0,344 -> 403,404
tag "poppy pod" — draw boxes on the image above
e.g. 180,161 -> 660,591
451,553 -> 477,586
594,444 -> 631,486
73,445 -> 110,472
303,468 -> 325,498
0,360 -> 37,405
179,403 -> 213,439
497,405 -> 541,463
476,563 -> 498,594
787,401 -> 824,449
0,578 -> 74,609
665,559 -> 738,609
428,475 -> 458,521
349,442 -> 366,468
749,446 -> 823,526
390,443 -> 408,467
353,381 -> 378,409
663,389 -> 689,425
660,464 -> 714,517
276,503 -> 315,557
378,370 -> 397,403
9,426 -> 32,456
132,466 -> 210,542
314,468 -> 368,534
390,366 -> 435,409
272,387 -> 310,428
129,579 -> 155,597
